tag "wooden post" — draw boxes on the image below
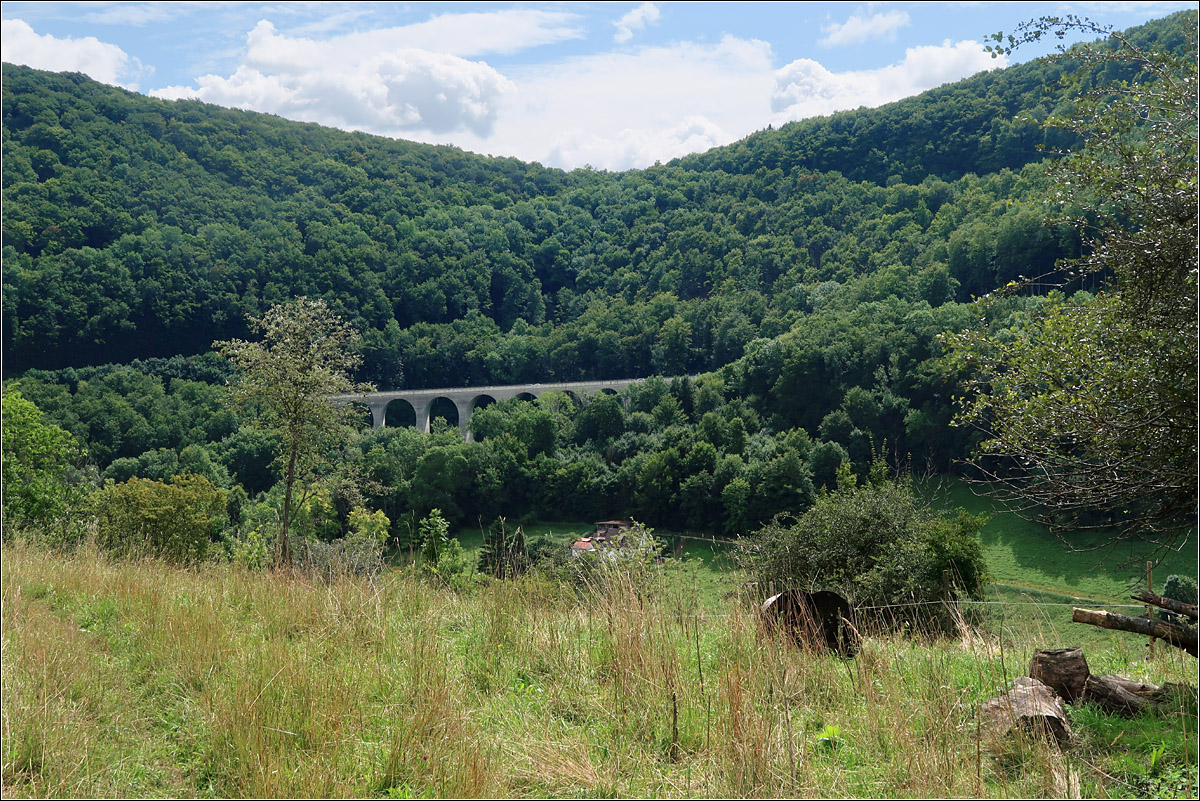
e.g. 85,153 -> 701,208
1147,561 -> 1155,658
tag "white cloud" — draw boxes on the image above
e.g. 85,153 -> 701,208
457,35 -> 775,171
134,10 -> 1009,172
546,115 -> 729,172
772,39 -> 1005,121
613,2 -> 661,44
148,10 -> 585,137
285,8 -> 377,38
819,10 -> 910,47
151,19 -> 529,137
370,9 -> 585,56
0,18 -> 146,88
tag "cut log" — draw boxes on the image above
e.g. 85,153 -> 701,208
1082,674 -> 1153,716
1131,589 -> 1199,621
1028,647 -> 1090,703
1098,675 -> 1162,697
1071,608 -> 1197,657
981,676 -> 1070,745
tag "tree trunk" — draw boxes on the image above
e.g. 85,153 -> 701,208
279,438 -> 299,568
1131,589 -> 1199,621
1028,647 -> 1090,703
1071,608 -> 1197,657
981,676 -> 1070,745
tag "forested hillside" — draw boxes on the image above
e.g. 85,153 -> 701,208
3,12 -> 1193,534
16,12 -> 1177,375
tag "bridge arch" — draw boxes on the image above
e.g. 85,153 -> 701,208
385,398 -> 416,429
427,396 -> 462,433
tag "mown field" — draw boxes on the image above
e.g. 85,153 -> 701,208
3,493 -> 1196,799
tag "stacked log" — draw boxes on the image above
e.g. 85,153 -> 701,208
1029,647 -> 1089,703
982,646 -> 1193,744
1071,589 -> 1197,657
981,676 -> 1071,744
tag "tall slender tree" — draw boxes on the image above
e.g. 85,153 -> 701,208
215,298 -> 374,566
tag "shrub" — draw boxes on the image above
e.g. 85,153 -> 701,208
1,388 -> 91,544
94,474 -> 227,561
478,516 -> 531,579
293,506 -> 392,581
1159,574 -> 1198,625
418,508 -> 474,590
736,463 -> 987,631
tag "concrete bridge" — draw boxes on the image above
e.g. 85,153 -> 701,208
331,378 -> 648,439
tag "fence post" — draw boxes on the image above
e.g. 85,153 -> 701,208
1147,561 -> 1156,658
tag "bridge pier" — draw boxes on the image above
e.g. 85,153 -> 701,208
368,401 -> 388,430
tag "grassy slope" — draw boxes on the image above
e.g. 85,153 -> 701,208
3,542 -> 1195,799
923,477 -> 1196,602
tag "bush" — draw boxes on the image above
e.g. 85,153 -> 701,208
293,506 -> 392,581
1,388 -> 91,544
1160,574 -> 1198,625
94,474 -> 227,561
736,463 -> 987,632
478,516 -> 531,579
418,508 -> 474,590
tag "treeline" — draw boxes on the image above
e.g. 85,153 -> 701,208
11,290 -> 1052,538
17,13 -> 1198,375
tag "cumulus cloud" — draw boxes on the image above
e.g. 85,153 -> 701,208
613,2 -> 661,44
152,19 -> 520,137
1,18 -> 146,88
819,10 -> 910,47
546,115 -> 728,172
772,39 -> 1004,121
463,35 -> 774,171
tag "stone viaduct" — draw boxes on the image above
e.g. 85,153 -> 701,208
330,378 -> 647,440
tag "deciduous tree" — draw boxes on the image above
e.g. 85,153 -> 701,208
215,298 -> 374,566
948,15 -> 1198,551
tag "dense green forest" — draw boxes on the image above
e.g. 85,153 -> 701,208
2,12 -> 1194,540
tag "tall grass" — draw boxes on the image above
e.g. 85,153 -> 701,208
3,541 -> 1195,798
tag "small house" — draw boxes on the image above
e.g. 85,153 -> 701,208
593,520 -> 633,543
570,537 -> 596,557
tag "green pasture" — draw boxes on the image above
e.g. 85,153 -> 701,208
446,479 -> 1196,645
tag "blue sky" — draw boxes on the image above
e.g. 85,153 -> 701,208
2,2 -> 1192,170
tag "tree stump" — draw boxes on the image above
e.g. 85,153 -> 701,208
761,589 -> 860,656
1029,647 -> 1090,703
982,676 -> 1071,745
1082,674 -> 1157,716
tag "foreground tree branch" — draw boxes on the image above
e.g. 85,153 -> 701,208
946,14 -> 1198,551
